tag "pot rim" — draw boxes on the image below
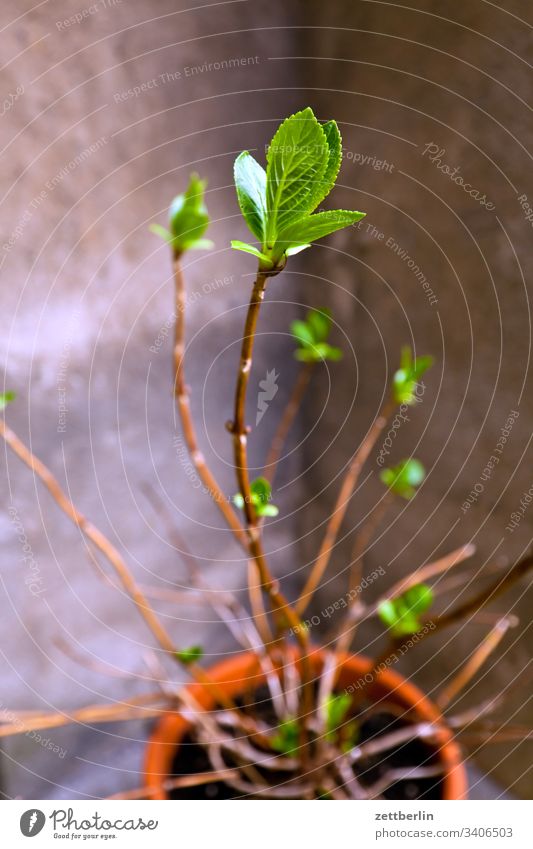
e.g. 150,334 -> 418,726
144,649 -> 468,800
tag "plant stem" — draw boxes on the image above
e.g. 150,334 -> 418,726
229,268 -> 314,742
348,493 -> 392,593
173,254 -> 247,548
263,362 -> 314,485
229,271 -> 299,630
231,271 -> 268,524
296,398 -> 395,615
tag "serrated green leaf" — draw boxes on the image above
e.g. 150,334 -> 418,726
277,209 -> 366,252
167,173 -> 210,253
230,240 -> 274,268
175,645 -> 204,665
265,108 -> 329,243
0,391 -> 16,411
234,151 -> 268,242
311,120 -> 342,209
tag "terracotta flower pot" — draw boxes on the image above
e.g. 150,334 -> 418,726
144,650 -> 468,800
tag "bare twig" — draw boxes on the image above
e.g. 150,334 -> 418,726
0,420 -> 177,655
0,693 -> 171,737
431,552 -> 533,632
348,721 -> 445,763
173,255 -> 247,548
437,616 -> 517,709
386,543 -> 476,601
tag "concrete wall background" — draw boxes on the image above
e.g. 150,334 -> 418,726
0,0 -> 531,799
297,1 -> 533,799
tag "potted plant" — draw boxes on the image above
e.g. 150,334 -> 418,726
1,108 -> 530,800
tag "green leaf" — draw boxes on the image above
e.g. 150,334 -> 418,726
0,391 -> 16,411
276,209 -> 366,253
233,476 -> 279,518
271,717 -> 300,755
393,346 -> 433,405
149,223 -> 174,244
404,583 -> 434,616
324,693 -> 352,739
265,107 -> 329,243
380,458 -> 425,499
234,152 -> 267,242
188,238 -> 214,251
175,645 -> 204,665
290,319 -> 315,348
285,243 -> 311,257
167,173 -> 210,253
260,504 -> 279,517
307,308 -> 331,343
230,240 -> 274,268
378,583 -> 434,637
295,342 -> 343,363
311,119 -> 343,209
291,308 -> 342,362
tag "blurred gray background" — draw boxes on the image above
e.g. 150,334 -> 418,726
0,0 -> 531,799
